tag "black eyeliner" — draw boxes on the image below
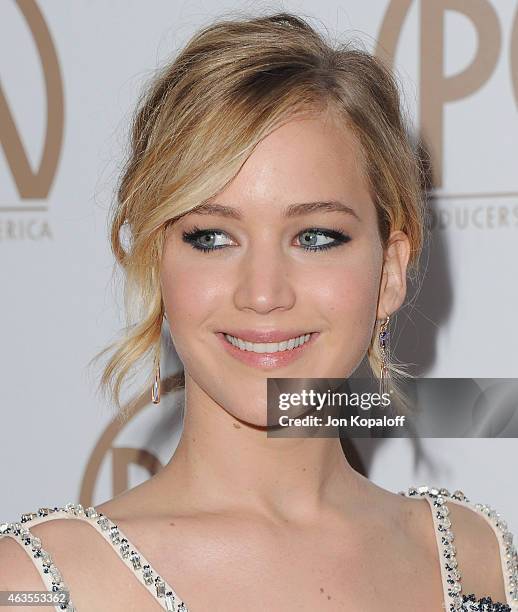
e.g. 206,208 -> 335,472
181,225 -> 352,253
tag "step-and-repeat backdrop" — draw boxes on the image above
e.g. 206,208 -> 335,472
1,0 -> 517,531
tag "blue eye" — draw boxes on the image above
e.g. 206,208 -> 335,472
297,228 -> 351,251
182,228 -> 232,252
181,226 -> 351,253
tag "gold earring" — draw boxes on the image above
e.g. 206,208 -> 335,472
151,355 -> 161,404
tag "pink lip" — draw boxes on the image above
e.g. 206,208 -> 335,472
216,331 -> 320,369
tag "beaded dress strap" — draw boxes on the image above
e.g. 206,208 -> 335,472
400,485 -> 518,612
1,503 -> 189,612
0,516 -> 74,611
419,493 -> 461,610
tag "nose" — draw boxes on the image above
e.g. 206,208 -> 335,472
233,240 -> 296,315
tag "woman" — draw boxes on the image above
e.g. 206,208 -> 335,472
1,11 -> 516,612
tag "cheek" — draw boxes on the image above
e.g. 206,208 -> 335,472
311,256 -> 381,320
310,250 -> 382,370
160,259 -> 224,334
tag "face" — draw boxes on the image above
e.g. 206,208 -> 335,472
160,111 -> 409,426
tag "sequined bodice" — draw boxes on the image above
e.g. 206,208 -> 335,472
1,485 -> 517,612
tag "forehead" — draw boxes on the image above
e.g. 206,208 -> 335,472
201,111 -> 374,221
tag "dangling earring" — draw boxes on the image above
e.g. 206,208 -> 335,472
378,315 -> 390,396
151,354 -> 161,404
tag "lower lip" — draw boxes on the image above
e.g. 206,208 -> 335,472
215,332 -> 320,369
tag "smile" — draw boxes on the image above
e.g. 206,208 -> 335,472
224,333 -> 312,353
215,331 -> 320,369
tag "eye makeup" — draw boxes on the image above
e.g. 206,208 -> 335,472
181,225 -> 352,254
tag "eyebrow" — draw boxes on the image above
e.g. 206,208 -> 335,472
188,200 -> 361,221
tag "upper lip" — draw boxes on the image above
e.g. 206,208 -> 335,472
220,329 -> 316,343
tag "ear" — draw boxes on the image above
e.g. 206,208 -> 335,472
377,230 -> 411,320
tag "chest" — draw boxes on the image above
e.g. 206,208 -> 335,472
70,518 -> 445,612
166,558 -> 443,612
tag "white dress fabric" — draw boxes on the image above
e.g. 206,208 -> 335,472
1,484 -> 517,611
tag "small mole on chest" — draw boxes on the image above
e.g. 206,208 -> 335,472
320,587 -> 332,600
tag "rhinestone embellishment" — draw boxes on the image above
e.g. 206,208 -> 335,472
400,485 -> 516,611
1,506 -> 75,611
474,502 -> 518,605
8,491 -> 513,612
2,502 -> 189,612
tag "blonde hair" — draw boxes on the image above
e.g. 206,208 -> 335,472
91,10 -> 425,417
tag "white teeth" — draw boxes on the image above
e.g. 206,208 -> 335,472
224,333 -> 312,353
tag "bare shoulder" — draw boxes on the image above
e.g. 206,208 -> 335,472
0,533 -> 49,611
397,485 -> 517,608
0,515 -> 134,612
446,496 -> 511,604
0,517 -> 95,584
0,533 -> 42,585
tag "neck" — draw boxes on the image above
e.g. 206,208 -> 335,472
156,373 -> 368,523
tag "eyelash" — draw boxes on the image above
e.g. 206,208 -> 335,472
181,225 -> 352,253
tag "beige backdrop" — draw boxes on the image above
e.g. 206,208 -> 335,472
1,0 -> 517,535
